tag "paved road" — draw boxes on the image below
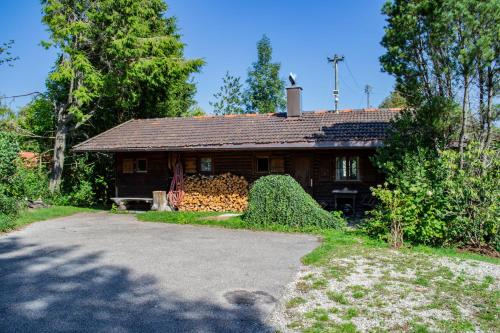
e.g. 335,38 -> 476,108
0,212 -> 317,332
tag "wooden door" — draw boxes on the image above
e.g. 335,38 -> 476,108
293,156 -> 312,193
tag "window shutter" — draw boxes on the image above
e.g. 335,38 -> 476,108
123,159 -> 134,174
185,157 -> 197,174
270,157 -> 285,173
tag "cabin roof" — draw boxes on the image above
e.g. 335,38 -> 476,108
73,108 -> 400,152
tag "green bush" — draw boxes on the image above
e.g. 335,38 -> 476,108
0,133 -> 22,222
243,175 -> 345,230
53,155 -> 97,207
364,149 -> 448,246
365,144 -> 499,250
11,167 -> 50,201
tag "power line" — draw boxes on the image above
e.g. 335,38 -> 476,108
343,60 -> 362,90
0,91 -> 41,100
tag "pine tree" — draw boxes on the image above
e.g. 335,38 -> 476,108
245,35 -> 286,114
210,72 -> 245,115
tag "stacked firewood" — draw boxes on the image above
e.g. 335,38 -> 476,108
179,173 -> 248,212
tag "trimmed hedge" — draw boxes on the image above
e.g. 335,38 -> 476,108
243,175 -> 345,230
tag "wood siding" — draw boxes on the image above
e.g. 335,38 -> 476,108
115,149 -> 384,211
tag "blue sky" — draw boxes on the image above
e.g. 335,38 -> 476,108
0,0 -> 395,114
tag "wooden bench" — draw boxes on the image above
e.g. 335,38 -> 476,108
111,197 -> 153,211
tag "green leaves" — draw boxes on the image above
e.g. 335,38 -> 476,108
210,72 -> 245,115
244,175 -> 346,230
0,40 -> 18,67
245,35 -> 286,114
366,144 -> 499,250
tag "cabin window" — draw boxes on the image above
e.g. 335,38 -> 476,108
256,157 -> 270,173
123,159 -> 134,174
136,159 -> 148,173
270,157 -> 285,173
336,156 -> 359,180
200,157 -> 213,172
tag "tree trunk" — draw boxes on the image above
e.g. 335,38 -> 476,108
458,74 -> 469,169
49,110 -> 68,193
483,66 -> 494,151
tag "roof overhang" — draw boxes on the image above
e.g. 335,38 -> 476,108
73,140 -> 384,153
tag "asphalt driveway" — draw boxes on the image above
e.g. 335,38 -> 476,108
0,212 -> 318,333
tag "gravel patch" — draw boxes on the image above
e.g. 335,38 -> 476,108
269,251 -> 499,333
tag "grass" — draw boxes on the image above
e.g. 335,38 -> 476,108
1,206 -> 97,233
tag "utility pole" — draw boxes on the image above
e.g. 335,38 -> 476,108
327,54 -> 344,112
364,84 -> 373,108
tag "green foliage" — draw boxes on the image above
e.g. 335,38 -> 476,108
366,144 -> 499,250
440,145 -> 500,249
0,132 -> 20,184
40,0 -> 205,193
373,97 -> 460,173
0,132 -> 50,229
17,95 -> 55,152
379,90 -> 407,108
11,167 -> 50,201
0,40 -> 18,66
243,175 -> 345,230
380,0 -> 499,149
53,154 -> 98,207
244,35 -> 286,114
0,132 -> 21,229
210,71 -> 245,115
366,149 -> 449,247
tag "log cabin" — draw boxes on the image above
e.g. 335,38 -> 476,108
73,85 -> 399,215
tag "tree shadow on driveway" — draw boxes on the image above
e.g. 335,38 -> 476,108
0,237 -> 274,333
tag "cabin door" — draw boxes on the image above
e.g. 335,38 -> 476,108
293,156 -> 312,194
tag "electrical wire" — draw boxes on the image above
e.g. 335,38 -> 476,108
343,60 -> 362,90
0,91 -> 41,100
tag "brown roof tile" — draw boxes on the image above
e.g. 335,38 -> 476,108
73,109 -> 399,152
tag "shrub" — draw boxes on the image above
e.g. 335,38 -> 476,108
11,167 -> 50,201
364,149 -> 448,247
243,175 -> 345,230
365,144 -> 499,250
53,155 -> 97,207
0,133 -> 21,223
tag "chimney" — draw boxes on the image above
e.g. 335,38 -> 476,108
286,85 -> 302,117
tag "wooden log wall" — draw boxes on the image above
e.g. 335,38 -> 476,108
114,149 -> 384,211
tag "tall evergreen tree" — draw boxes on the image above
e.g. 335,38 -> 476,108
245,35 -> 285,114
41,0 -> 204,192
210,71 -> 245,115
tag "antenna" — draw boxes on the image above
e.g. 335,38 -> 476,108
327,54 -> 344,112
364,84 -> 373,108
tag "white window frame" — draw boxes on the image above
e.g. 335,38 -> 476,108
200,157 -> 213,173
335,156 -> 359,181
